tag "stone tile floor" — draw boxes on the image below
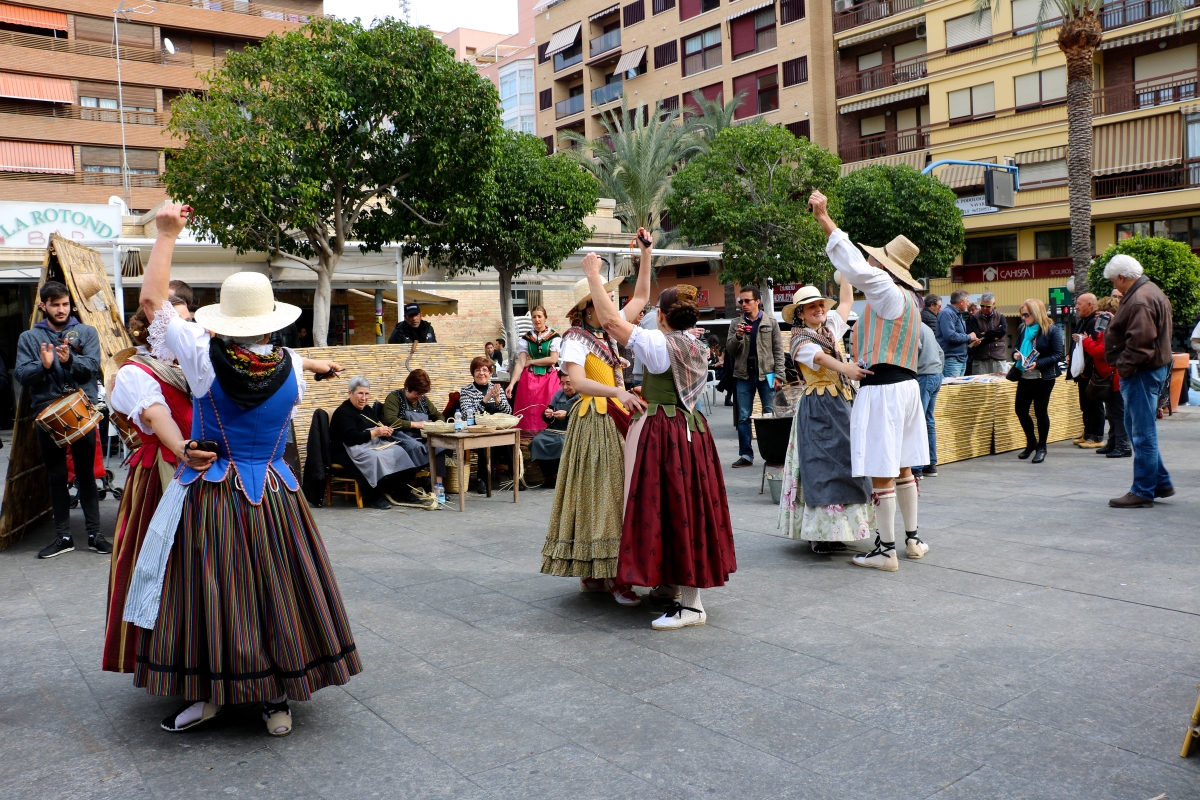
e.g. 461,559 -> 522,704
2,404 -> 1199,799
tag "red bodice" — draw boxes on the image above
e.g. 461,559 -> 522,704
128,361 -> 193,468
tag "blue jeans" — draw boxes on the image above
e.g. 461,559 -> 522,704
736,377 -> 775,460
916,373 -> 942,469
942,357 -> 966,378
1121,365 -> 1172,500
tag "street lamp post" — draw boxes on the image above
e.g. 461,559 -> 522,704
112,1 -> 156,210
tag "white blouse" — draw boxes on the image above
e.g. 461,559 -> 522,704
627,326 -> 680,375
793,312 -> 849,370
560,310 -> 625,368
109,350 -> 166,435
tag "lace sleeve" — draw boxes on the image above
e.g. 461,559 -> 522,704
147,300 -> 179,364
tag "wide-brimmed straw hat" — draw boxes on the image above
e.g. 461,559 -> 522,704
859,235 -> 924,292
571,275 -> 623,311
194,272 -> 301,337
780,285 -> 832,325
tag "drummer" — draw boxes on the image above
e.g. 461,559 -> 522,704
330,376 -> 423,509
381,368 -> 447,500
15,281 -> 108,559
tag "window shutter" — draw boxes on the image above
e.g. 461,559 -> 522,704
680,0 -> 702,20
701,81 -> 723,103
971,83 -> 995,115
661,94 -> 680,114
785,120 -> 810,139
893,39 -> 926,62
1019,159 -> 1067,185
539,88 -> 553,110
780,0 -> 805,24
860,115 -> 886,135
731,15 -> 756,57
945,13 -> 992,49
75,16 -> 154,48
77,81 -> 120,101
1011,0 -> 1041,30
81,146 -> 158,169
1014,72 -> 1041,107
624,0 -> 645,25
654,40 -> 678,68
538,42 -> 549,63
1041,66 -> 1066,100
1134,44 -> 1197,82
857,50 -> 883,70
733,73 -> 757,118
782,56 -> 807,86
543,135 -> 555,153
948,87 -> 972,119
652,0 -> 676,13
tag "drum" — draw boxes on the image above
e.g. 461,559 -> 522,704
35,389 -> 101,447
110,410 -> 143,452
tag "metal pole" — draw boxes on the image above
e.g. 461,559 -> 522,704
374,288 -> 384,343
395,248 -> 405,309
111,243 -> 125,321
113,7 -> 132,210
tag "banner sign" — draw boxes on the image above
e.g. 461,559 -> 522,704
0,202 -> 122,248
774,283 -> 800,302
952,258 -> 1074,283
955,195 -> 1000,216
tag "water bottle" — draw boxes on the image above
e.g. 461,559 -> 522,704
454,411 -> 463,432
435,484 -> 446,504
466,405 -> 475,426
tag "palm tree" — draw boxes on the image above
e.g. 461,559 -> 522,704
692,92 -> 746,140
984,0 -> 1186,292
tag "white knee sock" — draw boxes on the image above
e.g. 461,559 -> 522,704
895,477 -> 919,538
680,586 -> 704,614
873,489 -> 897,544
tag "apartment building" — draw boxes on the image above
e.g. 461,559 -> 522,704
832,0 -> 1200,313
461,0 -> 540,134
533,0 -> 838,152
0,0 -> 315,215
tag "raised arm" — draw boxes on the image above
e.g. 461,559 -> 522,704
620,227 -> 654,324
833,273 -> 854,323
808,190 -> 904,320
583,253 -> 636,346
141,204 -> 190,320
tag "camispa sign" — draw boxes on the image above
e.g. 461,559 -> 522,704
0,202 -> 122,248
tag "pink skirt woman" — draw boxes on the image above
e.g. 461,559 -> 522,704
513,369 -> 562,433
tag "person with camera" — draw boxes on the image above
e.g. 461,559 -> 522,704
1081,296 -> 1129,458
15,281 -> 108,559
726,286 -> 785,468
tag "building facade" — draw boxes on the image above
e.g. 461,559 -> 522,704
533,0 -> 838,151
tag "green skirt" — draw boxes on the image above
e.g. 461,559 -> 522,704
540,403 -> 625,579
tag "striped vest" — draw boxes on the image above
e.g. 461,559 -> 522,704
853,291 -> 921,371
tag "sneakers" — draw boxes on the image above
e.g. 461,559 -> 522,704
851,536 -> 898,571
1109,492 -> 1153,508
921,465 -> 938,477
37,536 -> 74,559
88,534 -> 112,554
1076,438 -> 1104,449
651,601 -> 706,630
1072,435 -> 1088,445
905,535 -> 929,559
731,457 -> 753,468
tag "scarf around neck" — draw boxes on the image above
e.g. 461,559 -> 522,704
208,338 -> 293,410
663,330 -> 709,412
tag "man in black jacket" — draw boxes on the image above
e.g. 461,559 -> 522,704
1070,293 -> 1106,449
15,281 -> 108,559
388,303 -> 437,344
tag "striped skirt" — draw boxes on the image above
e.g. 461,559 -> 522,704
133,469 -> 361,704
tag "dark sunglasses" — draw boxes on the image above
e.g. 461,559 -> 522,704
1020,312 -> 1032,318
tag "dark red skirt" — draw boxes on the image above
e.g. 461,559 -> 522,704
616,410 -> 736,589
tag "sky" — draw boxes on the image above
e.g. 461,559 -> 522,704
322,0 -> 518,34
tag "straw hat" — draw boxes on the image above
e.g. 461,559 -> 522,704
780,285 -> 831,325
73,271 -> 108,312
571,275 -> 623,311
193,272 -> 300,337
859,235 -> 924,292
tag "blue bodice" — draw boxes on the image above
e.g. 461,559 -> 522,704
177,372 -> 299,504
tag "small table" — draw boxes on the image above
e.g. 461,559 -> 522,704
425,429 -> 521,512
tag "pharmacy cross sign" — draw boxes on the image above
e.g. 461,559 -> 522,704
1048,286 -> 1072,316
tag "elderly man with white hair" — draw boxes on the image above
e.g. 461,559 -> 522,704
968,291 -> 1008,375
1102,254 -> 1175,508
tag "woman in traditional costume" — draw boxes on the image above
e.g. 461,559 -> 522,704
776,282 -> 875,553
582,256 -> 736,630
506,306 -> 561,434
130,204 -> 358,737
540,232 -> 652,606
102,300 -> 194,674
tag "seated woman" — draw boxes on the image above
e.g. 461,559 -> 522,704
459,356 -> 513,494
330,376 -> 422,509
528,372 -> 579,489
381,368 -> 448,496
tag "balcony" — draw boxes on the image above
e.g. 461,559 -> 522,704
156,0 -> 316,21
0,171 -> 164,188
554,45 -> 583,72
590,29 -> 621,58
832,0 -> 922,34
555,94 -> 585,118
0,100 -> 168,126
1093,162 -> 1200,198
1094,68 -> 1199,115
835,55 -> 928,98
591,80 -> 623,107
1100,0 -> 1200,30
0,28 -> 223,70
838,124 -> 930,162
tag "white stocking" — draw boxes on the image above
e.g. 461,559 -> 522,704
873,489 -> 897,544
174,700 -> 208,728
680,586 -> 704,613
895,477 -> 919,537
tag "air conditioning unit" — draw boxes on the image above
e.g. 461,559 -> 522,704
915,22 -> 927,38
834,0 -> 854,13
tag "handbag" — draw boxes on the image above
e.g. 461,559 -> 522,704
1086,369 -> 1113,402
1005,365 -> 1021,382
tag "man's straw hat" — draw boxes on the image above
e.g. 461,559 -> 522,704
571,275 -> 623,311
859,235 -> 924,292
780,285 -> 831,325
194,272 -> 300,337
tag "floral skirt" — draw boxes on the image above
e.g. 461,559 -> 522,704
514,369 -> 561,434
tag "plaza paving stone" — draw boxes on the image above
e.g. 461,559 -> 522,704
2,404 -> 1199,799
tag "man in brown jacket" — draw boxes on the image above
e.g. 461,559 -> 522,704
726,286 -> 786,467
1103,254 -> 1174,508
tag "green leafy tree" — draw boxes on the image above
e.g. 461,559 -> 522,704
1088,237 -> 1200,320
163,17 -> 500,345
666,122 -> 842,289
418,131 -> 598,351
838,164 -> 964,279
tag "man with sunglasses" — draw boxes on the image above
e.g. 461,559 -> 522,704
967,292 -> 1009,375
726,287 -> 785,468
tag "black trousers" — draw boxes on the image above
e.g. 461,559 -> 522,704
1077,379 -> 1106,438
36,426 -> 100,539
1105,386 -> 1126,440
1016,379 -> 1055,448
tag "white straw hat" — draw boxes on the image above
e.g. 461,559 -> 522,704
859,235 -> 924,292
193,272 -> 301,337
780,285 -> 831,325
571,275 -> 623,311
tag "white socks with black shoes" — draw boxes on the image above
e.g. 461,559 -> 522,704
651,585 -> 706,630
896,476 -> 929,559
853,488 -> 899,571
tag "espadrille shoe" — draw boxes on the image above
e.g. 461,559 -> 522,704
851,537 -> 898,572
263,700 -> 292,737
652,602 -> 706,630
161,701 -> 222,732
610,583 -> 641,606
905,535 -> 929,559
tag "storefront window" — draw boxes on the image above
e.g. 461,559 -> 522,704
1117,215 -> 1199,244
1035,228 -> 1095,258
963,234 -> 1017,264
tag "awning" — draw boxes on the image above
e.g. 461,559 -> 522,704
840,150 -> 929,176
1015,145 -> 1066,164
838,84 -> 927,114
0,3 -> 67,31
589,3 -> 619,21
545,22 -> 582,57
347,287 -> 459,317
0,141 -> 73,174
937,157 -> 996,189
1097,17 -> 1200,50
727,0 -> 775,22
612,46 -> 647,76
0,73 -> 72,104
1093,113 -> 1182,175
837,16 -> 925,48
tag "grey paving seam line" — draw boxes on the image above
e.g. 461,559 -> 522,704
913,560 -> 1200,618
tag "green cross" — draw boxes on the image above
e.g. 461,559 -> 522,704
1048,287 -> 1071,307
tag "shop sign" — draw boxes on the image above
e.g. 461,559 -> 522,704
955,195 -> 1000,216
696,288 -> 709,306
1047,286 -> 1073,316
952,259 -> 1074,283
0,202 -> 121,248
774,283 -> 799,302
